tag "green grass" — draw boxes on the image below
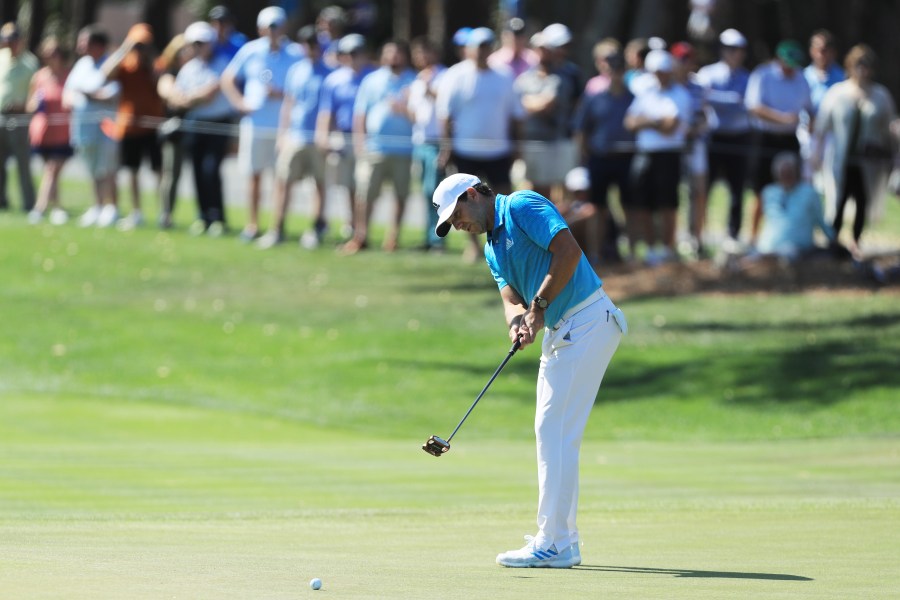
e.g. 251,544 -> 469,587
1,180 -> 899,598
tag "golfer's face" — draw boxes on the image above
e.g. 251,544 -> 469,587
449,196 -> 485,235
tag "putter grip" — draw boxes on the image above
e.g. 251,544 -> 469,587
511,338 -> 522,353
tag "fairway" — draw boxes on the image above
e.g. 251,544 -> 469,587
2,192 -> 899,598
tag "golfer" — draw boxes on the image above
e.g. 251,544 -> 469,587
432,173 -> 627,568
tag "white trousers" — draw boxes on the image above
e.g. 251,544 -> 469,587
534,290 -> 624,550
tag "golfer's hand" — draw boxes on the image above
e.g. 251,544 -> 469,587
515,309 -> 545,348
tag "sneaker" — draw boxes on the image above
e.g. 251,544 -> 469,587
117,211 -> 144,231
188,220 -> 207,236
96,205 -> 119,228
27,209 -> 44,224
299,229 -> 320,250
49,208 -> 68,225
239,226 -> 259,243
570,542 -> 582,566
257,230 -> 284,249
496,535 -> 578,568
206,221 -> 225,238
79,205 -> 102,227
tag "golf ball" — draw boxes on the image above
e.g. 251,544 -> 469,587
310,578 -> 322,590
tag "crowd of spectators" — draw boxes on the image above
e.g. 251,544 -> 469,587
2,7 -> 899,268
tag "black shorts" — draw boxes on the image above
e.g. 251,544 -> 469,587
450,153 -> 512,190
630,151 -> 681,211
121,132 -> 162,171
588,153 -> 633,208
749,131 -> 799,194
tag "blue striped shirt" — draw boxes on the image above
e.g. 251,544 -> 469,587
695,60 -> 751,134
485,190 -> 602,327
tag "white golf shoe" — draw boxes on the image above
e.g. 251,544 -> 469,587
496,535 -> 579,568
570,542 -> 582,566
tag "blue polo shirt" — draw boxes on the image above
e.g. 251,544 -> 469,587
284,57 -> 334,145
319,65 -> 376,133
696,61 -> 751,134
353,66 -> 416,155
485,190 -> 603,327
225,36 -> 304,129
745,62 -> 812,134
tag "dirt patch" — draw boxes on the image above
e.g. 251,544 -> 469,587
601,253 -> 900,300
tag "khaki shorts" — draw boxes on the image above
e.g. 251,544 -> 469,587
521,139 -> 576,186
276,140 -> 326,184
78,135 -> 120,179
237,122 -> 277,175
358,153 -> 412,204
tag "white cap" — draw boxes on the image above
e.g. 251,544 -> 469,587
564,167 -> 590,192
337,33 -> 366,54
541,23 -> 572,48
648,36 -> 667,50
257,6 -> 287,29
529,32 -> 545,48
719,28 -> 747,48
433,173 -> 481,237
466,27 -> 495,48
645,49 -> 674,73
184,21 -> 216,45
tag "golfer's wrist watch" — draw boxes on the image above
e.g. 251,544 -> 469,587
532,296 -> 549,311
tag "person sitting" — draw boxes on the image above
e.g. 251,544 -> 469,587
755,151 -> 838,261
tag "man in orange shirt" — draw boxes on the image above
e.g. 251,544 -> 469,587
102,24 -> 165,229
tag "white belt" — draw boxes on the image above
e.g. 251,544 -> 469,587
551,288 -> 606,330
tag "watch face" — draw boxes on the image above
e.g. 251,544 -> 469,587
535,296 -> 548,309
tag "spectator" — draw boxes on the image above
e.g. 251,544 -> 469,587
258,25 -> 334,249
756,151 -> 836,260
315,33 -> 375,242
812,45 -> 897,260
515,31 -> 575,201
573,50 -> 634,263
63,26 -> 120,228
341,40 -> 416,254
557,165 -> 599,254
437,26 -> 524,262
624,49 -> 691,265
155,34 -> 192,229
102,23 -> 166,230
0,22 -> 38,213
221,6 -> 304,242
316,5 -> 346,68
584,38 -> 621,97
696,28 -> 752,246
26,36 -> 72,225
208,5 -> 247,62
488,17 -> 538,79
804,29 -> 844,113
745,39 -> 813,245
623,37 -> 650,93
407,36 -> 446,252
541,23 -> 583,107
451,27 -> 472,63
671,41 -> 710,257
175,21 -> 235,236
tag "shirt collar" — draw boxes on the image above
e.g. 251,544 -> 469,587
488,194 -> 506,241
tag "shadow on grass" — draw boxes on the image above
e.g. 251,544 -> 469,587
664,312 -> 900,333
576,565 -> 812,581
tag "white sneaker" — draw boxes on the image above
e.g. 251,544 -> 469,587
496,535 -> 578,568
206,221 -> 225,238
570,542 -> 581,566
300,229 -> 320,250
96,205 -> 119,228
27,209 -> 44,224
256,230 -> 284,249
117,211 -> 143,231
79,205 -> 102,227
49,208 -> 68,225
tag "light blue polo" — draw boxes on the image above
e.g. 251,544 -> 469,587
485,190 -> 602,327
353,66 -> 416,155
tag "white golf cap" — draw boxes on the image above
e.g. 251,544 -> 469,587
184,21 -> 216,45
529,31 -> 546,48
257,6 -> 287,29
466,27 -> 495,48
719,28 -> 747,48
564,167 -> 590,192
647,36 -> 667,51
433,173 -> 481,237
645,49 -> 674,73
541,23 -> 572,48
337,33 -> 366,54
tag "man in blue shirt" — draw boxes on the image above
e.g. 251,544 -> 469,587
340,40 -> 416,254
431,173 -> 627,569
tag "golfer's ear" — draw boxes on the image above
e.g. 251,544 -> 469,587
465,186 -> 476,200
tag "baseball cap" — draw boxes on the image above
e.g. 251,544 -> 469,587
647,36 -> 667,51
257,6 -> 287,29
529,32 -> 545,48
505,17 -> 527,35
466,27 -> 495,48
433,173 -> 481,238
184,21 -> 216,44
719,28 -> 747,48
453,27 -> 472,47
670,41 -> 694,61
541,23 -> 572,48
208,5 -> 232,22
776,39 -> 805,68
337,33 -> 366,54
0,22 -> 20,43
564,167 -> 590,192
645,49 -> 674,73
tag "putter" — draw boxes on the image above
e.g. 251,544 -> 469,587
422,338 -> 521,457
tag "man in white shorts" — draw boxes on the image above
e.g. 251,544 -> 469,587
221,6 -> 303,241
431,173 -> 626,568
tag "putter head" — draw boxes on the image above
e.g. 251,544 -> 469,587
422,435 -> 450,457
